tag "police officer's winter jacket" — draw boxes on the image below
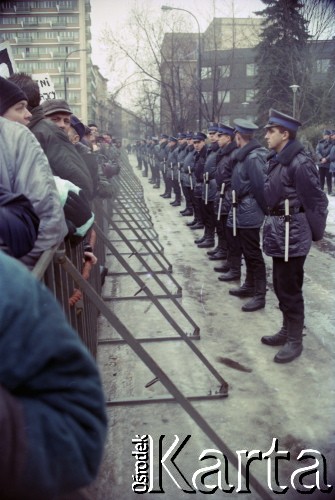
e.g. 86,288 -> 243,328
227,139 -> 267,229
316,138 -> 332,167
181,145 -> 195,187
263,140 -> 328,257
215,141 -> 238,215
202,142 -> 219,201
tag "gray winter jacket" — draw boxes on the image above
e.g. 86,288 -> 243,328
263,140 -> 328,257
0,117 -> 68,269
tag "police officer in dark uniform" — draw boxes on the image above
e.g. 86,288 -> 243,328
180,132 -> 195,217
191,132 -> 207,231
151,136 -> 161,189
166,136 -> 179,204
158,134 -> 170,197
208,123 -> 238,261
261,109 -> 328,363
195,123 -> 220,249
226,119 -> 268,312
169,133 -> 187,207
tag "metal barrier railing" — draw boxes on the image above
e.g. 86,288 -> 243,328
28,151 -> 272,499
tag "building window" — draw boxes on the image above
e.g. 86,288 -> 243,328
246,63 -> 257,76
218,90 -> 230,103
202,91 -> 212,104
316,59 -> 330,73
0,16 -> 16,24
201,67 -> 212,79
245,89 -> 256,102
218,65 -> 230,78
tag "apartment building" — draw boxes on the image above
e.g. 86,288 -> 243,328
0,0 -> 95,123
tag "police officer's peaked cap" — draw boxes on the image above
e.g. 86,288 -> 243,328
264,109 -> 301,132
217,123 -> 235,136
186,131 -> 193,139
233,119 -> 258,134
168,136 -> 178,142
177,132 -> 187,139
331,130 -> 335,135
207,122 -> 219,132
160,133 -> 169,139
193,132 -> 207,141
323,129 -> 331,136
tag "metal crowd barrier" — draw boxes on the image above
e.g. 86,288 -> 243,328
29,150 -> 272,499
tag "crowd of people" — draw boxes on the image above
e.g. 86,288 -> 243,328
0,69 -> 331,497
135,115 -> 329,365
0,73 -> 125,498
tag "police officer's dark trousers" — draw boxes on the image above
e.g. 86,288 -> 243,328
269,256 -> 305,362
238,228 -> 266,311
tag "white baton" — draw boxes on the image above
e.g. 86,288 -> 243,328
217,183 -> 225,221
171,162 -> 174,181
232,189 -> 237,236
205,172 -> 209,205
284,198 -> 289,262
177,162 -> 181,183
188,166 -> 193,190
163,159 -> 166,174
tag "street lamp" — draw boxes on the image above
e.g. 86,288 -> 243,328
161,5 -> 202,130
289,84 -> 300,118
63,48 -> 87,101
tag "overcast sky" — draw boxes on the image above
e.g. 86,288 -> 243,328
90,0 -> 265,81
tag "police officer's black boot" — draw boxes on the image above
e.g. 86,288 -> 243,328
273,319 -> 303,363
162,179 -> 172,198
261,316 -> 288,346
194,227 -> 208,244
197,234 -> 215,248
190,198 -> 204,230
197,215 -> 215,248
229,269 -> 254,297
186,218 -> 197,227
241,279 -> 266,312
208,239 -> 228,260
218,256 -> 241,282
182,201 -> 193,216
214,256 -> 230,273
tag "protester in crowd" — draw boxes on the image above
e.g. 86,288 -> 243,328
0,186 -> 39,258
0,250 -> 107,499
88,123 -> 103,153
8,73 -> 93,200
262,109 -> 328,363
226,119 -> 268,311
316,129 -> 333,195
0,77 -> 68,269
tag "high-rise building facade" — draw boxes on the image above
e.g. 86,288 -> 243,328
0,0 -> 94,122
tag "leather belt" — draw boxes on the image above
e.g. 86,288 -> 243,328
268,206 -> 304,216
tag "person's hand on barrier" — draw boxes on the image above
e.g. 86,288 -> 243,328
84,251 -> 97,265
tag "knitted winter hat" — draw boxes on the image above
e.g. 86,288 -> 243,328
0,76 -> 28,115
